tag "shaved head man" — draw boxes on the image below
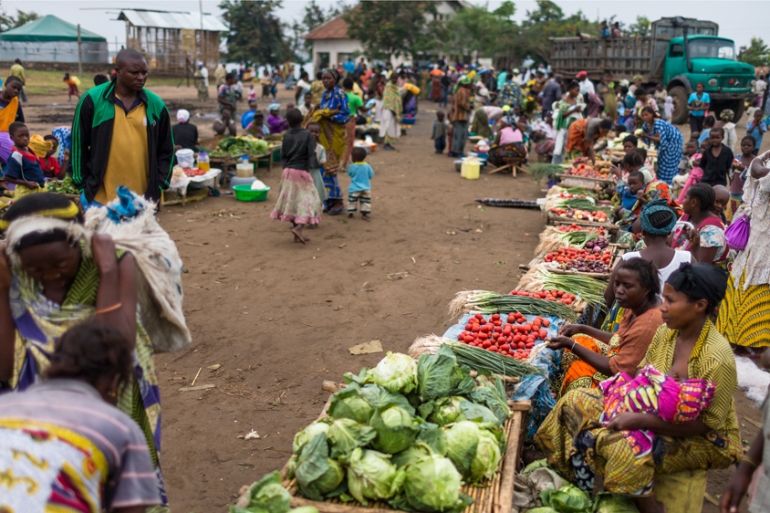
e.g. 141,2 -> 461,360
71,48 -> 173,206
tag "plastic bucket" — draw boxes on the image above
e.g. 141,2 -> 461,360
175,149 -> 195,169
233,184 -> 270,202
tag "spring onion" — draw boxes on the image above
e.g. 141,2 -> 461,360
535,269 -> 607,307
447,342 -> 542,377
449,290 -> 578,321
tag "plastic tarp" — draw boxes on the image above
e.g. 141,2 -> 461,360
0,15 -> 106,42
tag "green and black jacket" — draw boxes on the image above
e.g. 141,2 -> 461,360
71,81 -> 174,202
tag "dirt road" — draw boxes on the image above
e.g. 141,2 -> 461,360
23,86 -> 762,512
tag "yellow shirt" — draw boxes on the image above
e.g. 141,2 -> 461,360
95,102 -> 149,204
10,63 -> 24,82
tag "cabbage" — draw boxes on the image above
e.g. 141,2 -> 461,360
288,508 -> 320,513
295,434 -> 345,500
427,396 -> 464,425
523,508 -> 559,513
468,376 -> 511,424
231,470 -> 291,513
540,484 -> 593,513
328,385 -> 374,423
370,405 -> 420,454
416,348 -> 474,401
469,429 -> 501,482
457,400 -> 503,426
393,443 -> 434,468
347,448 -> 404,504
367,352 -> 418,394
292,420 -> 330,454
327,418 -> 376,461
402,453 -> 469,513
443,421 -> 502,483
594,494 -> 638,513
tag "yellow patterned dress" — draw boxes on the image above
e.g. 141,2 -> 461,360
536,321 -> 741,496
717,172 -> 770,348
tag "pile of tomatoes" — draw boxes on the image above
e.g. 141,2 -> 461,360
556,224 -> 608,236
457,312 -> 551,361
508,289 -> 577,306
549,208 -> 609,223
544,247 -> 612,265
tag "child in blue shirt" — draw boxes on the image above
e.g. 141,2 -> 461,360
347,146 -> 374,220
747,108 -> 767,150
4,121 -> 45,189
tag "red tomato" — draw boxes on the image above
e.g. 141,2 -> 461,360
501,344 -> 510,351
475,313 -> 484,321
518,342 -> 526,349
539,329 -> 548,339
542,319 -> 551,327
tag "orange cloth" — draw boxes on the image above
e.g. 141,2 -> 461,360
0,96 -> 19,132
565,118 -> 588,154
560,307 -> 663,396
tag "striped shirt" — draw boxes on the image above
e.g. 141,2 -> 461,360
0,379 -> 160,511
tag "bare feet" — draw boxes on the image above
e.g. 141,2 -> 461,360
291,226 -> 308,244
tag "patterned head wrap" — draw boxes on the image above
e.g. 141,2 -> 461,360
640,199 -> 677,236
667,262 -> 727,310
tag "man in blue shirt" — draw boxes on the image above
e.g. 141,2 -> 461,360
343,57 -> 355,77
688,82 -> 711,135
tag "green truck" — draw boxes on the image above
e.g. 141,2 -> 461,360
549,17 -> 755,124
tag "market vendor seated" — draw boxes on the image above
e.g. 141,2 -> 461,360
267,104 -> 289,135
246,111 -> 270,138
548,257 -> 663,397
536,263 -> 741,513
172,109 -> 199,151
565,117 -> 613,163
487,117 -> 527,168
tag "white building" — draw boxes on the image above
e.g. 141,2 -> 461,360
305,1 -> 466,73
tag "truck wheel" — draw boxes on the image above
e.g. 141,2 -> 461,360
668,86 -> 689,125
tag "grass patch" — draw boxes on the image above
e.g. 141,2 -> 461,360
14,69 -> 192,96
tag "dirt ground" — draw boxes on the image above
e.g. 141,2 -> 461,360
22,85 -> 765,513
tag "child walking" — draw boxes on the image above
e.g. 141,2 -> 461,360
431,111 -> 448,154
346,146 -> 374,220
270,109 -> 321,244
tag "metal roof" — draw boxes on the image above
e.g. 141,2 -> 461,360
118,9 -> 227,32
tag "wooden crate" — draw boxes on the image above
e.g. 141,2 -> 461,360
282,402 -> 529,513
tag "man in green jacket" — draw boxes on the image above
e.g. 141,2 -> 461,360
72,48 -> 174,205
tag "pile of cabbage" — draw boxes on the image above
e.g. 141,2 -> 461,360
286,349 -> 511,513
230,470 -> 319,513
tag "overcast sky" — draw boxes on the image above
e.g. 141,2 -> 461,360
3,0 -> 768,53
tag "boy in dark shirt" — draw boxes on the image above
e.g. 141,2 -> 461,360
700,127 -> 734,186
4,121 -> 45,188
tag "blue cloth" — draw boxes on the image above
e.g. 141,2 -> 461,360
697,129 -> 710,146
241,110 -> 255,129
347,162 -> 374,193
645,118 -> 683,183
320,86 -> 350,124
3,149 -> 45,186
105,186 -> 145,223
619,185 -> 638,210
322,171 -> 342,210
687,92 -> 710,117
52,126 -> 71,165
747,119 -> 767,150
343,60 -> 355,75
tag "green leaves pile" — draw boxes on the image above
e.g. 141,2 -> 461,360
230,470 -> 318,513
286,349 -> 512,513
211,136 -> 271,157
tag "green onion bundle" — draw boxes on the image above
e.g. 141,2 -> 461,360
447,342 -> 542,377
535,270 -> 607,307
449,290 -> 578,321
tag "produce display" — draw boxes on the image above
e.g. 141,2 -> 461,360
456,312 -> 552,361
45,176 -> 78,195
284,350 -> 514,513
548,207 -> 609,223
231,471 -> 318,513
449,290 -> 578,320
518,269 -> 608,308
564,158 -> 613,179
557,231 -> 609,249
544,247 -> 613,274
508,289 -> 577,307
210,136 -> 271,158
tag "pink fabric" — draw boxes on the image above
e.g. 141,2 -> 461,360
270,167 -> 321,226
676,166 -> 703,204
499,127 -> 522,145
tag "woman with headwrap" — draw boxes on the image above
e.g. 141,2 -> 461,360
0,192 -> 176,506
267,104 -> 288,135
308,69 -> 350,215
379,73 -> 402,151
537,262 -> 741,513
641,107 -> 684,184
470,106 -> 492,139
717,150 -> 770,351
549,258 -> 663,396
172,109 -> 199,150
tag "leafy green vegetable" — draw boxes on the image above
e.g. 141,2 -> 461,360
367,352 -> 418,394
392,442 -> 434,468
458,400 -> 501,426
426,396 -> 464,425
347,448 -> 404,504
523,508 -> 559,513
402,453 -> 470,513
443,421 -> 480,477
328,384 -> 374,424
594,494 -> 639,513
327,418 -> 376,461
469,429 -> 501,482
294,434 -> 345,501
230,470 -> 291,513
415,348 -> 474,402
540,484 -> 593,513
370,405 -> 420,454
468,376 -> 511,425
214,136 -> 271,157
288,508 -> 320,513
292,420 -> 330,454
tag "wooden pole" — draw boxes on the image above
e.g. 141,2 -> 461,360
77,24 -> 83,74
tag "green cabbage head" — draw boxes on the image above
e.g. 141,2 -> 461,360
367,352 -> 417,394
292,420 -> 330,454
371,405 -> 420,454
347,448 -> 404,504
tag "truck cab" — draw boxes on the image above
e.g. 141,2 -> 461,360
664,34 -> 755,123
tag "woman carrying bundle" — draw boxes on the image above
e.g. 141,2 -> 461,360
537,263 -> 741,513
548,258 -> 663,396
0,192 -> 167,504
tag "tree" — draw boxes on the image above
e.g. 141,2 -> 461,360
219,0 -> 290,65
288,0 -> 347,64
344,1 -> 436,62
740,37 -> 770,67
628,16 -> 650,37
0,7 -> 39,32
515,2 -> 599,63
444,1 -> 516,62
